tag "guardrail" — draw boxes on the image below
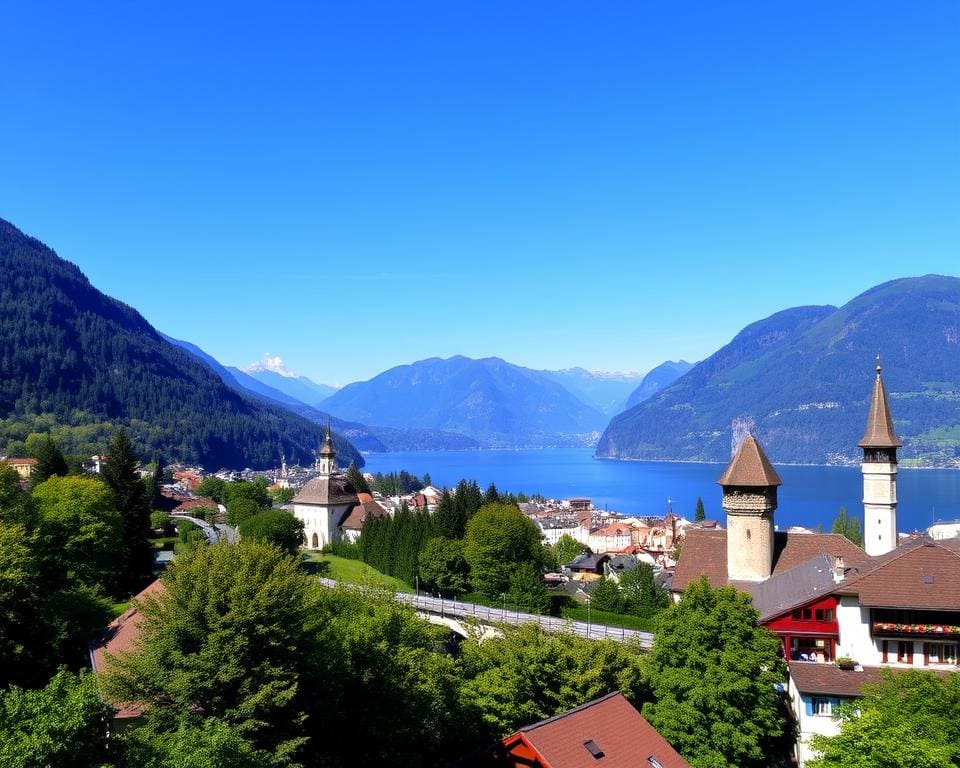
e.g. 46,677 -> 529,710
317,577 -> 652,647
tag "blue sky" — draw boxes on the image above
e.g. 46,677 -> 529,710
2,2 -> 958,385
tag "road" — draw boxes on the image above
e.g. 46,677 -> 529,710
171,513 -> 235,545
317,577 -> 653,647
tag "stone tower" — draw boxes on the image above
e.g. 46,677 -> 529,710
315,423 -> 337,476
858,358 -> 901,557
719,434 -> 782,581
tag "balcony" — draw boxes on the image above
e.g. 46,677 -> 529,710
872,621 -> 960,638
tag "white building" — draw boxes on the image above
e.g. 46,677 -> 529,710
291,427 -> 359,549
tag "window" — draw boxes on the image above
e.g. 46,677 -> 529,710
815,608 -> 835,622
802,608 -> 812,620
898,641 -> 914,664
583,740 -> 604,760
812,697 -> 832,716
926,643 -> 958,665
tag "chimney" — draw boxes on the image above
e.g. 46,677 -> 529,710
833,555 -> 845,582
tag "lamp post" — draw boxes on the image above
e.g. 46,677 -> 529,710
501,592 -> 506,617
586,596 -> 591,638
415,575 -> 419,598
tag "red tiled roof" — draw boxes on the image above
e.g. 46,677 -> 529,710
496,692 -> 691,768
90,579 -> 167,719
2,457 -> 37,466
835,537 -> 960,610
340,498 -> 389,531
672,529 -> 868,593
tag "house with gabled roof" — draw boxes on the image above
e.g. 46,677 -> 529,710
466,691 -> 691,768
670,360 -> 960,766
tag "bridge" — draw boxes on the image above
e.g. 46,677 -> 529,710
318,578 -> 653,647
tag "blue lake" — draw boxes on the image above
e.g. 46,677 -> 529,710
363,448 -> 960,534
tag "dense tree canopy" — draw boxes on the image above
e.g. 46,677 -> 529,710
238,510 -> 304,555
102,429 -> 154,592
831,506 -> 864,548
642,577 -> 792,768
464,503 -> 547,597
808,669 -> 960,768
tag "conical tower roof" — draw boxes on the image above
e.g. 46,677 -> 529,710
717,434 -> 782,487
857,361 -> 902,448
319,422 -> 335,456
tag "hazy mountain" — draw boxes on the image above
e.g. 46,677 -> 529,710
240,362 -> 337,406
622,360 -> 694,410
0,217 -> 362,469
540,367 -> 645,415
165,337 -> 479,452
321,355 -> 608,447
596,276 -> 960,466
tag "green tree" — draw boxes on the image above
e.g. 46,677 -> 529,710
0,464 -> 37,527
196,476 -> 226,503
808,669 -> 960,768
31,434 -> 69,487
104,541 -> 323,764
433,489 -> 465,539
148,451 -> 164,510
226,497 -> 263,527
619,563 -> 670,618
831,506 -> 864,548
590,577 -> 625,613
267,486 -> 296,506
694,496 -> 706,522
32,475 -> 123,593
483,482 -> 500,505
458,622 -> 647,742
102,429 -> 154,592
553,533 -> 587,566
238,510 -> 304,555
464,503 -> 547,597
642,577 -> 791,768
417,537 -> 470,595
345,464 -> 370,494
117,716 -> 272,768
506,561 -> 550,612
0,668 -> 112,768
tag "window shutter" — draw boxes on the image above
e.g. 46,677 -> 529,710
924,643 -> 930,666
882,640 -> 888,663
805,698 -> 814,717
830,698 -> 841,711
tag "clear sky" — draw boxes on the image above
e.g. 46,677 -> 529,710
2,2 -> 958,385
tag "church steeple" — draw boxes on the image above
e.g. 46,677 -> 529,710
719,434 -> 781,581
860,356 -> 900,556
316,422 -> 337,476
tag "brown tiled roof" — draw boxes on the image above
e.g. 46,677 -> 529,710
717,435 -> 782,487
90,579 -> 167,719
857,369 -> 902,448
671,529 -> 868,593
498,692 -> 691,768
2,457 -> 37,465
788,662 -> 889,697
340,497 -> 389,531
293,474 -> 358,506
835,536 -> 960,610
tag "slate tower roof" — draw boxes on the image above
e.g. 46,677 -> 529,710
857,359 -> 902,448
717,434 -> 782,487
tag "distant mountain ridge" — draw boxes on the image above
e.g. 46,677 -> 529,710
540,367 -> 644,415
623,360 -> 694,411
596,276 -> 960,466
239,366 -> 337,406
0,218 -> 362,469
320,355 -> 608,448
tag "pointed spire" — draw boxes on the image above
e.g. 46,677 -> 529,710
320,419 -> 335,457
857,356 -> 902,448
717,434 -> 782,487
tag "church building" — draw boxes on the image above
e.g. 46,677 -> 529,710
291,426 -> 386,549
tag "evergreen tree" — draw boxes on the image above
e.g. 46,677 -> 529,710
694,496 -> 705,522
422,472 -> 432,487
831,506 -> 863,548
148,451 -> 164,510
483,482 -> 500,505
346,464 -> 371,494
101,429 -> 154,593
590,577 -> 625,613
620,563 -> 670,618
506,562 -> 550,613
433,489 -> 465,539
31,434 -> 68,487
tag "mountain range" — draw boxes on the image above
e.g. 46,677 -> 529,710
596,275 -> 960,466
0,218 -> 363,469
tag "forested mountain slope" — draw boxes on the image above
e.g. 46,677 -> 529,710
0,218 -> 361,468
597,277 -> 960,466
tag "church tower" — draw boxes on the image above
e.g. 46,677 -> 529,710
316,423 -> 337,476
859,357 -> 901,557
719,434 -> 782,581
